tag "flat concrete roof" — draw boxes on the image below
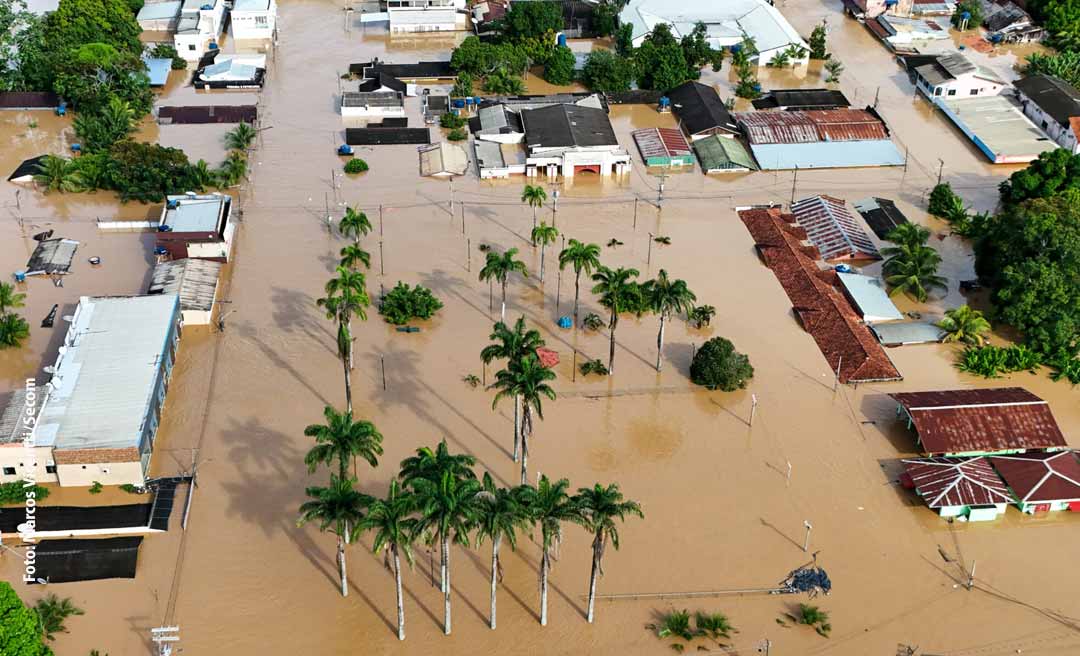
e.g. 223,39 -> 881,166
936,95 -> 1057,163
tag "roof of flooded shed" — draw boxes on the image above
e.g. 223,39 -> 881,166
890,388 -> 1067,454
990,451 -> 1080,504
791,195 -> 880,261
902,457 -> 1013,508
632,127 -> 692,159
736,109 -> 890,144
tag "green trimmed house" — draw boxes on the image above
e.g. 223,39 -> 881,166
693,135 -> 757,173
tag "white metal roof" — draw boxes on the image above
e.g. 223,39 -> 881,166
163,194 -> 227,233
137,0 -> 181,21
836,272 -> 904,322
620,0 -> 806,52
232,0 -> 270,11
38,295 -> 179,452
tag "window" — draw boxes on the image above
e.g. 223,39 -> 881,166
188,44 -> 197,51
970,89 -> 978,95
45,465 -> 56,474
2,467 -> 14,475
934,87 -> 942,96
947,89 -> 956,96
255,15 -> 267,25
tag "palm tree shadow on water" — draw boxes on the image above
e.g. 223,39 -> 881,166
231,319 -> 335,407
268,286 -> 337,356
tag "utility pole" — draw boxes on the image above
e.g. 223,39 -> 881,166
657,168 -> 668,208
967,560 -> 976,590
873,85 -> 880,109
633,197 -> 638,229
936,158 -> 944,186
551,186 -> 559,229
467,238 -> 471,272
803,520 -> 813,552
647,232 -> 654,269
749,393 -> 758,427
556,234 -> 565,316
790,165 -> 799,205
379,241 -> 385,275
461,203 -> 465,234
379,204 -> 384,235
449,176 -> 455,216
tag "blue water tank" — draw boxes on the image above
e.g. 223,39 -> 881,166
452,99 -> 466,108
71,143 -> 81,152
209,41 -> 219,50
658,96 -> 671,108
961,10 -> 971,19
337,144 -> 354,156
154,246 -> 169,255
465,96 -> 475,105
731,44 -> 742,54
557,33 -> 567,47
55,101 -> 66,116
557,316 -> 572,329
157,224 -> 173,232
13,271 -> 26,283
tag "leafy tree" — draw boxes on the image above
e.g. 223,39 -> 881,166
519,476 -> 583,626
475,473 -> 530,629
580,49 -> 634,92
643,269 -> 696,371
73,96 -> 135,152
999,148 -> 1080,205
479,248 -> 528,321
614,22 -> 634,57
439,111 -> 466,129
0,582 -> 53,656
951,0 -> 983,29
378,282 -> 444,325
0,0 -> 34,89
522,184 -> 547,238
104,140 -> 199,202
543,45 -> 576,85
696,612 -> 735,640
297,475 -> 372,597
189,158 -> 218,189
591,265 -> 640,372
447,127 -> 467,141
50,43 -> 151,115
317,266 -> 370,413
502,0 -> 562,40
680,21 -> 713,70
490,354 -> 556,485
482,316 -> 545,462
656,609 -> 695,640
43,0 -> 142,55
798,603 -> 831,637
34,595 -> 84,642
531,222 -> 559,283
592,1 -> 619,36
809,23 -> 828,59
359,480 -> 417,641
937,305 -> 991,345
576,482 -> 643,624
885,222 -> 932,250
451,72 -> 473,97
34,155 -> 86,193
689,304 -> 715,329
399,441 -> 477,487
690,336 -> 753,391
303,405 -> 383,480
339,243 -> 371,271
483,66 -> 526,94
733,37 -> 761,99
344,158 -> 369,174
824,58 -> 844,83
150,42 -> 186,70
928,182 -> 963,217
769,49 -> 791,69
636,29 -> 691,91
452,36 -> 496,75
0,481 -> 49,504
558,239 -> 602,324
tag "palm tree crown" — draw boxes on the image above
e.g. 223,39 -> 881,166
303,405 -> 384,479
559,239 -> 602,322
644,269 -> 696,371
0,282 -> 26,314
937,304 -> 991,345
882,243 -> 946,302
591,265 -> 641,372
479,248 -> 528,320
34,156 -> 85,193
481,316 -> 545,366
340,206 -> 372,244
340,243 -> 371,270
491,354 -> 556,485
225,122 -> 257,151
400,441 -> 478,486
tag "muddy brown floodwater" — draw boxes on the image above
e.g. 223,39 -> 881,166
3,0 -> 1079,654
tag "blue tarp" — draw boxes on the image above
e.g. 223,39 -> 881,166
750,140 -> 905,170
146,58 -> 172,87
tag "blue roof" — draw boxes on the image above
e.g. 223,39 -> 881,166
749,140 -> 905,170
837,272 -> 904,322
146,58 -> 172,86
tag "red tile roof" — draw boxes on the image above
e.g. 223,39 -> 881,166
735,109 -> 891,145
890,388 -> 1067,455
790,195 -> 880,261
632,127 -> 692,159
990,451 -> 1080,504
1071,116 -> 1080,142
902,457 -> 1013,508
738,207 -> 901,384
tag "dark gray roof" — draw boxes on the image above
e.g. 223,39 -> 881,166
356,72 -> 408,94
8,155 -> 46,181
342,91 -> 403,108
666,81 -> 738,136
1014,74 -> 1080,128
521,104 -> 617,148
752,88 -> 851,111
345,127 -> 431,145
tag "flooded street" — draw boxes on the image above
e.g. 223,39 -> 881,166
3,1 -> 1080,654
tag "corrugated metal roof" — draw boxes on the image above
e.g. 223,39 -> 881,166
693,135 -> 757,171
792,195 -> 880,261
0,389 -> 31,445
902,457 -> 1013,508
870,321 -> 944,345
632,127 -> 692,160
749,140 -> 905,170
737,109 -> 891,144
137,0 -> 181,21
26,238 -> 79,275
836,272 -> 903,322
164,195 -> 227,233
39,295 -> 179,452
853,196 -> 910,239
891,388 -> 1068,455
342,91 -> 403,108
991,451 -> 1080,504
148,259 -> 221,312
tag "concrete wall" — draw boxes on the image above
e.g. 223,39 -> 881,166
55,460 -> 145,487
0,445 -> 58,485
917,73 -> 1004,99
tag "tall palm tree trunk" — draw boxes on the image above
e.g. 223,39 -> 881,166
655,314 -> 666,372
532,207 -> 537,243
586,534 -> 601,623
540,544 -> 550,626
489,278 -> 493,313
520,425 -> 529,486
539,244 -> 546,284
341,337 -> 353,414
573,271 -> 581,324
500,279 -> 508,321
442,535 -> 452,635
393,544 -> 405,640
512,394 -> 521,462
608,312 -> 618,373
489,536 -> 500,629
338,535 -> 348,597
347,315 -> 355,371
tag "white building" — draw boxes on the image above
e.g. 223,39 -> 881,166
520,104 -> 631,178
0,295 -> 184,488
137,0 -> 182,32
157,193 -> 236,261
174,0 -> 226,61
193,54 -> 266,89
340,91 -> 406,119
618,0 -> 808,67
1014,74 -> 1080,154
913,52 -> 1005,100
387,0 -> 466,33
231,0 -> 277,39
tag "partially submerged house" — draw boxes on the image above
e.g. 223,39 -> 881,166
901,457 -> 1013,521
666,81 -> 739,141
26,238 -> 79,276
194,54 -> 266,89
735,109 -> 905,170
137,0 -> 182,32
890,388 -> 1069,456
7,155 -> 46,184
752,89 -> 851,111
520,103 -> 631,178
692,134 -> 757,173
913,52 -> 1005,99
980,0 -> 1043,43
790,195 -> 881,262
853,196 -> 910,239
738,206 -> 902,383
147,258 -> 222,325
632,128 -> 694,167
990,451 -> 1080,514
836,272 -> 904,322
474,139 -> 527,179
866,14 -> 950,50
469,104 -> 525,144
230,0 -> 278,40
387,0 -> 466,33
419,141 -> 469,177
340,91 -> 406,119
935,95 -> 1057,164
870,321 -> 945,346
174,0 -> 226,61
157,193 -> 235,262
1014,74 -> 1080,154
619,0 -> 808,67
345,127 -> 431,145
145,58 -> 172,87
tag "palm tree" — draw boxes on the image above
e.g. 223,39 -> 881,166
399,441 -> 477,485
340,243 -> 371,271
340,206 -> 372,245
101,96 -> 135,133
530,222 -> 559,284
882,243 -> 946,302
217,150 -> 248,186
0,282 -> 26,314
475,473 -> 530,629
558,239 -> 602,325
576,483 -> 643,623
522,184 -> 547,241
481,317 -> 545,462
644,270 -> 696,371
0,313 -> 30,349
297,474 -> 372,597
34,156 -> 85,193
191,159 -> 219,189
303,405 -> 384,479
885,223 -> 932,249
359,480 -> 417,641
937,305 -> 991,345
225,121 -> 257,151
491,354 -> 556,485
409,469 -> 482,635
591,266 -> 641,373
34,594 -> 84,641
316,266 -> 370,413
479,248 -> 528,321
520,476 -> 583,626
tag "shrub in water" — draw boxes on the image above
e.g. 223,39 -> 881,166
690,337 -> 753,391
344,158 -> 369,174
378,282 -> 444,325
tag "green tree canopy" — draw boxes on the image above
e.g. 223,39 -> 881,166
690,336 -> 753,391
636,24 -> 692,91
580,49 -> 635,92
999,148 -> 1080,205
44,0 -> 142,55
543,45 -> 576,85
0,583 -> 54,656
105,140 -> 199,202
501,1 -> 562,40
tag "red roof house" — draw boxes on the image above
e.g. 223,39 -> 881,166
990,451 -> 1080,513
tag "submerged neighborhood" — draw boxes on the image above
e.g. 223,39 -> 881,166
1,0 -> 1079,653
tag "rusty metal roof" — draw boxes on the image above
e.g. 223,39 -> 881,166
736,109 -> 890,145
791,195 -> 880,261
632,127 -> 692,159
902,457 -> 1013,508
990,451 -> 1080,504
890,388 -> 1067,455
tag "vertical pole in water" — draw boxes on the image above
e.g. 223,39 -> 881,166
834,356 -> 842,392
790,166 -> 798,206
325,192 -> 331,232
380,241 -> 385,276
803,521 -> 812,552
555,235 -> 564,316
937,159 -> 944,186
467,238 -> 471,272
381,356 -> 387,391
449,176 -> 454,217
967,560 -> 976,590
786,461 -> 792,487
379,204 -> 384,236
633,198 -> 638,229
749,393 -> 758,427
873,86 -> 880,109
461,203 -> 465,235
572,349 -> 577,382
482,361 -> 486,387
647,233 -> 653,269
